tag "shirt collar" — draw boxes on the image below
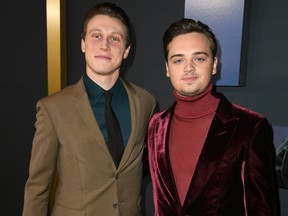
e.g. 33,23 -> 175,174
83,74 -> 125,102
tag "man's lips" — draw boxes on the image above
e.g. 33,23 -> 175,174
94,55 -> 111,60
182,76 -> 198,81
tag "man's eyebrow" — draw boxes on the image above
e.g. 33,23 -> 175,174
87,29 -> 124,38
88,28 -> 101,33
169,51 -> 209,60
192,51 -> 209,56
169,54 -> 184,60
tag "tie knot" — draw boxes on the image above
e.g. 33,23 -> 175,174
104,90 -> 113,101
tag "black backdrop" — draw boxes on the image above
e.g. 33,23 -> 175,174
1,0 -> 287,215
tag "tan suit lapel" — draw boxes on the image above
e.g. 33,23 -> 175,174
117,79 -> 140,169
72,78 -> 111,156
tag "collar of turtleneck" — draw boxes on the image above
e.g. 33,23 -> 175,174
174,84 -> 220,119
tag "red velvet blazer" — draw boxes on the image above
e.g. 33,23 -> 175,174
147,93 -> 278,216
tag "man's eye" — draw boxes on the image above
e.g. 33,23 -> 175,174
194,57 -> 205,62
93,34 -> 101,39
173,59 -> 183,64
111,37 -> 120,42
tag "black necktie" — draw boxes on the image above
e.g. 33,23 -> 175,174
104,90 -> 123,167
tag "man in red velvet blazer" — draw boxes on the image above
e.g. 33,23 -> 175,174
147,18 -> 278,215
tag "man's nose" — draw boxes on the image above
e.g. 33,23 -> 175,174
100,38 -> 110,51
184,61 -> 195,72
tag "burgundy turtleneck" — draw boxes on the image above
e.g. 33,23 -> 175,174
169,84 -> 220,205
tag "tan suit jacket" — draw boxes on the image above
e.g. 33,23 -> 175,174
23,77 -> 156,216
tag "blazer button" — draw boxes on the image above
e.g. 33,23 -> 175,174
112,203 -> 118,208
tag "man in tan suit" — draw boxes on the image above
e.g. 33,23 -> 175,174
23,3 -> 156,216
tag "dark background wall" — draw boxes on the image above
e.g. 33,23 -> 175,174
1,1 -> 47,215
1,0 -> 287,215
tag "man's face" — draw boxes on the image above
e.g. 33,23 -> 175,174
81,15 -> 130,78
166,32 -> 217,97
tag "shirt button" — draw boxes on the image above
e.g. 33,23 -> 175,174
112,203 -> 118,208
115,173 -> 119,179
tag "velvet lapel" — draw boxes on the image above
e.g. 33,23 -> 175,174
182,94 -> 238,210
72,78 -> 110,156
156,104 -> 181,209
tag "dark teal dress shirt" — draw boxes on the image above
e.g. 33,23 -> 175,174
83,74 -> 131,148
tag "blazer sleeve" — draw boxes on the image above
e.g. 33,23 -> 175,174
22,100 -> 59,216
243,118 -> 278,216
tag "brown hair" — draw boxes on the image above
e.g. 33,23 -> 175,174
163,18 -> 217,61
81,2 -> 132,48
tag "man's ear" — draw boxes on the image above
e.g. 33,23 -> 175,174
212,56 -> 218,75
166,62 -> 170,77
123,45 -> 131,59
81,39 -> 86,53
